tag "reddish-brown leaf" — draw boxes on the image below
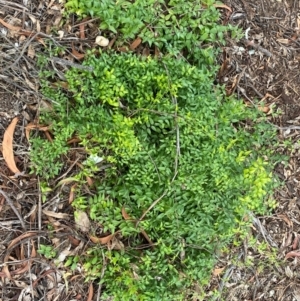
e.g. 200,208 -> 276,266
87,282 -> 94,301
25,122 -> 49,141
258,106 -> 270,113
285,251 -> 300,259
2,117 -> 20,174
79,23 -> 85,39
72,47 -> 85,60
0,18 -> 22,31
122,206 -> 134,221
122,207 -> 154,246
118,46 -> 129,52
292,234 -> 300,250
69,184 -> 77,204
130,37 -> 142,50
89,233 -> 115,244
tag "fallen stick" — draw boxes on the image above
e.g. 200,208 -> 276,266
0,189 -> 26,230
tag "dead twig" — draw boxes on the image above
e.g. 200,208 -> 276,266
38,176 -> 42,248
249,212 -> 278,247
244,39 -> 272,57
136,190 -> 168,226
96,251 -> 107,301
0,189 -> 26,230
1,31 -> 40,72
0,0 -> 28,10
50,57 -> 94,71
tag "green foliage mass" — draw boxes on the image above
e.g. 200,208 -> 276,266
64,0 -> 239,64
31,51 -> 278,300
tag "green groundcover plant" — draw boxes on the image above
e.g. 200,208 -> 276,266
28,0 -> 281,300
64,0 -> 239,65
31,51 -> 280,300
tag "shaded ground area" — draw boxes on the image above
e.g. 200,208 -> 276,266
0,0 -> 300,300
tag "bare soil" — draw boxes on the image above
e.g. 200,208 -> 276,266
0,0 -> 300,300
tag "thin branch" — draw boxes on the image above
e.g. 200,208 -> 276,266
38,176 -> 42,248
136,190 -> 168,226
244,39 -> 272,57
1,32 -> 40,72
50,57 -> 94,71
96,251 -> 107,301
0,189 -> 26,230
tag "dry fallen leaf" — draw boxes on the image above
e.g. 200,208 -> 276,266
2,232 -> 37,279
0,18 -> 45,45
258,106 -> 270,113
87,282 -> 94,301
43,210 -> 69,219
72,47 -> 85,60
68,184 -> 77,204
0,18 -> 22,32
122,206 -> 154,246
213,266 -> 225,276
130,37 -> 142,50
277,214 -> 293,227
285,251 -> 300,260
89,233 -> 116,244
74,210 -> 91,233
213,3 -> 232,12
79,23 -> 85,39
292,233 -> 300,250
28,14 -> 37,25
122,206 -> 134,221
2,117 -> 21,174
25,122 -> 49,141
277,38 -> 290,44
109,235 -> 125,250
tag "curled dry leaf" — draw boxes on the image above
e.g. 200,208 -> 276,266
0,18 -> 45,45
285,251 -> 300,260
130,37 -> 142,50
72,47 -> 85,60
2,117 -> 21,174
109,236 -> 125,250
213,3 -> 232,12
122,206 -> 134,221
1,232 -> 37,279
213,266 -> 225,276
277,214 -> 293,227
25,122 -> 49,141
74,210 -> 91,233
0,18 -> 22,32
122,206 -> 154,246
89,232 -> 116,244
55,177 -> 79,188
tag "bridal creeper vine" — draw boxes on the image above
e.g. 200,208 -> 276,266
31,0 -> 282,300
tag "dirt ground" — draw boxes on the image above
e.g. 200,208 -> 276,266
1,0 -> 300,300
